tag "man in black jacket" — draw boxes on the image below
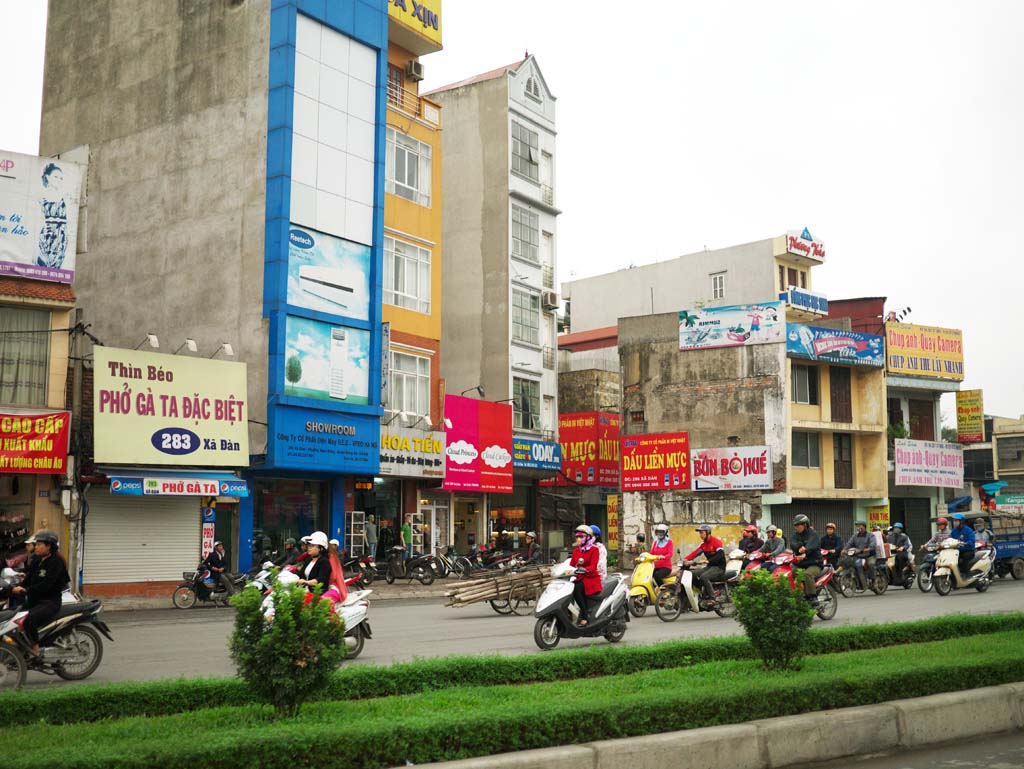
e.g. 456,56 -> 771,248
10,530 -> 68,657
274,538 -> 298,567
790,515 -> 822,596
819,523 -> 843,569
204,541 -> 238,595
522,531 -> 542,564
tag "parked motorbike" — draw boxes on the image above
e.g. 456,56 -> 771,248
532,560 -> 629,650
881,549 -> 915,590
342,551 -> 377,587
173,562 -> 247,608
0,567 -> 113,688
835,548 -> 887,596
384,546 -> 435,585
627,552 -> 676,617
766,553 -> 839,621
655,562 -> 735,622
933,539 -> 995,596
918,543 -> 940,593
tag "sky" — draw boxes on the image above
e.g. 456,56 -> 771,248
3,0 -> 1021,422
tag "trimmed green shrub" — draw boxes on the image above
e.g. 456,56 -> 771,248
2,612 -> 1022,727
733,568 -> 815,669
2,631 -> 1022,769
229,576 -> 345,717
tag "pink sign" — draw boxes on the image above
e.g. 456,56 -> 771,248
201,522 -> 215,557
442,395 -> 513,493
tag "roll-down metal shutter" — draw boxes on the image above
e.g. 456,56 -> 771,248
83,490 -> 199,584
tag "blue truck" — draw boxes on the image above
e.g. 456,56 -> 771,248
990,506 -> 1024,580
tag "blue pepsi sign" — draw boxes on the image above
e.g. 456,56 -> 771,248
512,438 -> 562,471
786,324 -> 884,367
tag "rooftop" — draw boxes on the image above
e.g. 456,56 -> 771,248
423,59 -> 525,96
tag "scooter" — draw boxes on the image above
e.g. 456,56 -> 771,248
342,551 -> 377,587
655,562 -> 735,622
766,553 -> 839,621
881,549 -> 915,590
933,539 -> 995,596
917,543 -> 940,592
384,545 -> 435,585
725,549 -> 746,581
532,560 -> 629,650
627,552 -> 675,617
173,562 -> 247,608
0,567 -> 113,687
835,548 -> 887,596
743,550 -> 770,574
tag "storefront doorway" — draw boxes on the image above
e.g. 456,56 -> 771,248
252,479 -> 328,565
453,497 -> 481,555
419,497 -> 449,555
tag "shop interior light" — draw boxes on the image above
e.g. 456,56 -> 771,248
208,342 -> 235,359
174,338 -> 198,354
134,334 -> 159,350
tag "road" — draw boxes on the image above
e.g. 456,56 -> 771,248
26,577 -> 1024,688
796,730 -> 1024,768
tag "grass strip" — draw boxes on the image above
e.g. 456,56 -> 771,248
2,612 -> 1020,728
1,630 -> 1022,769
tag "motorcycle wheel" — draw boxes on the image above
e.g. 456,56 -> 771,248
0,645 -> 26,691
344,628 -> 365,660
870,572 -> 888,595
604,620 -> 627,643
654,587 -> 682,623
385,570 -> 396,585
628,594 -> 648,618
361,568 -> 375,587
1012,558 -> 1024,580
917,567 -> 933,593
489,598 -> 513,615
815,585 -> 838,621
713,585 -> 736,618
934,574 -> 952,596
415,566 -> 435,586
901,569 -> 915,589
54,625 -> 104,681
172,585 -> 197,609
533,616 -> 560,650
837,573 -> 854,599
975,578 -> 990,593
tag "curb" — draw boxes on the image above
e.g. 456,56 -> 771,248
97,586 -> 451,612
414,683 -> 1024,769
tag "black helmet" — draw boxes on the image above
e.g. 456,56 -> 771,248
696,524 -> 712,533
855,520 -> 867,528
34,530 -> 59,547
793,514 -> 810,526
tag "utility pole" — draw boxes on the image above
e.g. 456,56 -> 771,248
67,309 -> 85,593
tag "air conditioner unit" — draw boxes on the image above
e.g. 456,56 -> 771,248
541,290 -> 559,310
406,60 -> 425,82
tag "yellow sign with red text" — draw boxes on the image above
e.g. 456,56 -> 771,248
885,323 -> 964,381
955,390 -> 984,443
387,0 -> 442,48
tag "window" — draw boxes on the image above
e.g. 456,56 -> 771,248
387,65 -> 404,106
513,377 -> 540,431
887,397 -> 904,428
388,351 -> 430,421
799,270 -> 807,288
511,121 -> 539,182
788,267 -> 798,288
792,431 -> 821,468
512,289 -> 540,346
511,205 -> 539,263
0,307 -> 50,406
384,237 -> 431,313
525,76 -> 542,101
386,128 -> 432,206
779,265 -> 786,292
792,365 -> 819,405
711,272 -> 726,300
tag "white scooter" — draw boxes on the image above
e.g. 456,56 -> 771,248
532,560 -> 629,650
251,563 -> 373,659
933,539 -> 995,595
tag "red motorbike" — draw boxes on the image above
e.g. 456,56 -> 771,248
743,550 -> 770,574
759,552 -> 839,621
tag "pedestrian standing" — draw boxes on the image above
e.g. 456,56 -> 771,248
365,514 -> 378,560
401,515 -> 413,561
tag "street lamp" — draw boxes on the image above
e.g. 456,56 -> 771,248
134,333 -> 159,350
173,338 -> 198,355
208,342 -> 235,358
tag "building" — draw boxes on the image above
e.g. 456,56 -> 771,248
993,416 -> 1024,495
427,56 -> 561,549
38,0 -> 403,592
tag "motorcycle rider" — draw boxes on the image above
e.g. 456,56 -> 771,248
204,541 -> 238,595
739,525 -> 764,554
682,524 -> 726,602
921,517 -> 951,551
844,521 -> 875,590
975,518 -> 994,547
949,513 -> 976,575
790,515 -> 822,596
820,523 -> 843,569
297,531 -> 332,592
274,537 -> 298,567
649,523 -> 673,586
762,525 -> 786,572
9,530 -> 68,658
591,525 -> 608,580
886,522 -> 913,575
570,524 -> 602,626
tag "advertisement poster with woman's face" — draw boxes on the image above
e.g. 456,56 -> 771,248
283,316 -> 370,404
0,150 -> 84,284
286,225 -> 371,322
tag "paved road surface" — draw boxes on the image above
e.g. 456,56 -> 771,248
26,578 -> 1024,688
795,730 -> 1024,768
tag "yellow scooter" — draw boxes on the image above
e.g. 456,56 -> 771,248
628,552 -> 675,617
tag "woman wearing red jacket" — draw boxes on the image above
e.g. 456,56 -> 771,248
649,523 -> 674,586
570,524 -> 602,626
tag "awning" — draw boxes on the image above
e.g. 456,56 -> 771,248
95,467 -> 249,498
982,481 -> 1008,495
946,496 -> 972,513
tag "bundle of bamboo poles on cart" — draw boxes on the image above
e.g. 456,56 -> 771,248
445,565 -> 553,615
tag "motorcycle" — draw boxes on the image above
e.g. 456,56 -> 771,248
835,548 -> 887,596
173,562 -> 248,608
765,553 -> 839,621
342,551 -> 377,587
933,539 -> 995,596
917,543 -> 940,593
0,567 -> 113,688
743,550 -> 770,574
384,545 -> 435,585
532,560 -> 629,650
655,562 -> 735,621
881,549 -> 915,590
627,552 -> 676,617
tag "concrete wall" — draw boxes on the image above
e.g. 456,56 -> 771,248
39,0 -> 271,447
557,368 -> 620,414
563,238 -> 776,333
433,77 -> 511,400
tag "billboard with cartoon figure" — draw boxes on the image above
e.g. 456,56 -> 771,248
679,302 -> 785,351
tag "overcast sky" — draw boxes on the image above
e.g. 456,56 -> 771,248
3,1 -> 1021,421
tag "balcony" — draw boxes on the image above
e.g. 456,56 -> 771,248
387,84 -> 440,127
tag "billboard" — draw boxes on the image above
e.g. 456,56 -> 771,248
0,150 -> 84,284
621,432 -> 690,492
268,405 -> 379,474
287,226 -> 371,321
867,503 -> 890,531
786,324 -> 885,367
442,395 -> 513,493
540,411 -> 620,487
94,348 -> 248,466
691,446 -> 772,491
679,302 -> 785,351
511,437 -> 561,471
955,390 -> 984,444
379,426 -> 445,478
894,439 -> 964,488
0,411 -> 70,474
885,323 -> 964,381
786,227 -> 826,261
284,316 -> 370,404
781,286 -> 828,315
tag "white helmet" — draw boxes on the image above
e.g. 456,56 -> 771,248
329,538 -> 340,547
308,531 -> 329,549
654,523 -> 669,535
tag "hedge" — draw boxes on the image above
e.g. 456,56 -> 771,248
3,612 -> 1021,728
1,630 -> 1022,769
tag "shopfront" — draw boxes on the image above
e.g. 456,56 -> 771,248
252,478 -> 329,564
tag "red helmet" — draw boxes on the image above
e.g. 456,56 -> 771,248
936,517 -> 948,526
744,525 -> 758,533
